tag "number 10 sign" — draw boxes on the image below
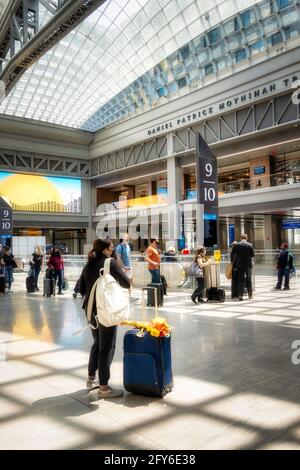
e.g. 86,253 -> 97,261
196,134 -> 218,248
0,196 -> 13,238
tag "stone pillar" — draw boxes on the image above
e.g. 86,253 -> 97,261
249,156 -> 271,190
167,140 -> 182,249
86,179 -> 97,245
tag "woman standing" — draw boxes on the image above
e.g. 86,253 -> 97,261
145,238 -> 161,284
2,247 -> 17,292
80,239 -> 130,398
191,247 -> 212,304
47,247 -> 64,295
30,246 -> 44,292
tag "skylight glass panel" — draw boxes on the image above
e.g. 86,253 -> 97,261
0,0 -> 297,130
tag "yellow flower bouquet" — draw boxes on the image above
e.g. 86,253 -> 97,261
121,316 -> 172,337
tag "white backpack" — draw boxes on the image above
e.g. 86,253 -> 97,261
86,258 -> 130,328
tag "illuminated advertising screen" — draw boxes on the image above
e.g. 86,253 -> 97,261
0,172 -> 82,213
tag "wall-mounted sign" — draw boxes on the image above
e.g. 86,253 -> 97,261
0,196 -> 13,239
146,74 -> 299,137
282,220 -> 300,230
254,166 -> 266,175
196,133 -> 218,248
229,224 -> 235,245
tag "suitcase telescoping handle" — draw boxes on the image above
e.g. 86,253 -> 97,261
141,287 -> 158,322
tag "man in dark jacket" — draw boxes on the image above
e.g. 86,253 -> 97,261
275,242 -> 291,290
231,233 -> 255,300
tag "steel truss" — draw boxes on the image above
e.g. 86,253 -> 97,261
173,91 -> 300,154
91,135 -> 168,177
0,0 -> 107,93
92,92 -> 300,176
0,147 -> 91,177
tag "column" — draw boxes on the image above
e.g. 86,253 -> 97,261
167,132 -> 182,249
86,179 -> 97,245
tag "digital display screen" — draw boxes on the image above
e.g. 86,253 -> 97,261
204,219 -> 218,247
254,166 -> 265,175
0,172 -> 82,213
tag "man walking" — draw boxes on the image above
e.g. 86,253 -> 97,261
274,242 -> 291,290
116,233 -> 138,302
231,233 -> 254,301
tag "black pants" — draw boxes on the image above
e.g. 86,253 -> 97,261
276,268 -> 290,289
192,277 -> 205,301
237,268 -> 253,298
53,269 -> 63,291
88,323 -> 117,386
231,269 -> 239,299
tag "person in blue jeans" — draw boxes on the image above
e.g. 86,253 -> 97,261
116,233 -> 138,302
30,246 -> 44,292
145,238 -> 161,284
275,242 -> 291,290
2,247 -> 16,292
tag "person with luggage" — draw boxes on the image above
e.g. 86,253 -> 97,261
191,247 -> 212,304
80,238 -> 130,398
30,245 -> 44,292
274,242 -> 293,290
47,247 -> 64,295
162,246 -> 177,262
0,251 -> 5,295
230,241 -> 239,299
230,233 -> 254,301
2,247 -> 17,292
116,233 -> 138,303
145,238 -> 161,284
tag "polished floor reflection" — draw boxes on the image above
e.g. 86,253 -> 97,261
1,273 -> 300,450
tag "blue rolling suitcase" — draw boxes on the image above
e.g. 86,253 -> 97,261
123,287 -> 173,398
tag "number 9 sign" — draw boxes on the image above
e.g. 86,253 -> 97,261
205,163 -> 213,178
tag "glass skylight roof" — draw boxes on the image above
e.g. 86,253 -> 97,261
0,0 -> 10,18
0,0 -> 298,130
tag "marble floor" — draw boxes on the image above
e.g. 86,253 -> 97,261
0,272 -> 300,450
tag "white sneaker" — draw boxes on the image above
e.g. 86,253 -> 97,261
98,387 -> 123,398
86,377 -> 99,390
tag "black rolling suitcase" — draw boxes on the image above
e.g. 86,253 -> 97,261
160,275 -> 168,295
0,274 -> 5,294
147,283 -> 164,306
26,275 -> 36,293
206,287 -> 225,303
43,278 -> 55,297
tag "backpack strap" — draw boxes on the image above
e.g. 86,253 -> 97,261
86,278 -> 99,326
104,257 -> 111,275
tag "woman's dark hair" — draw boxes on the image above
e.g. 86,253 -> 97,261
150,238 -> 158,244
194,247 -> 206,263
88,239 -> 112,263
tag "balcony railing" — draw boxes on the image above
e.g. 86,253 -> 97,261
181,167 -> 300,200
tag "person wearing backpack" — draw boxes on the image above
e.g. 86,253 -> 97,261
191,247 -> 212,304
274,242 -> 293,290
79,238 -> 130,399
116,233 -> 138,302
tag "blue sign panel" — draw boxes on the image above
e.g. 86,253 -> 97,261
229,224 -> 235,245
254,166 -> 265,175
282,220 -> 300,229
204,213 -> 217,220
